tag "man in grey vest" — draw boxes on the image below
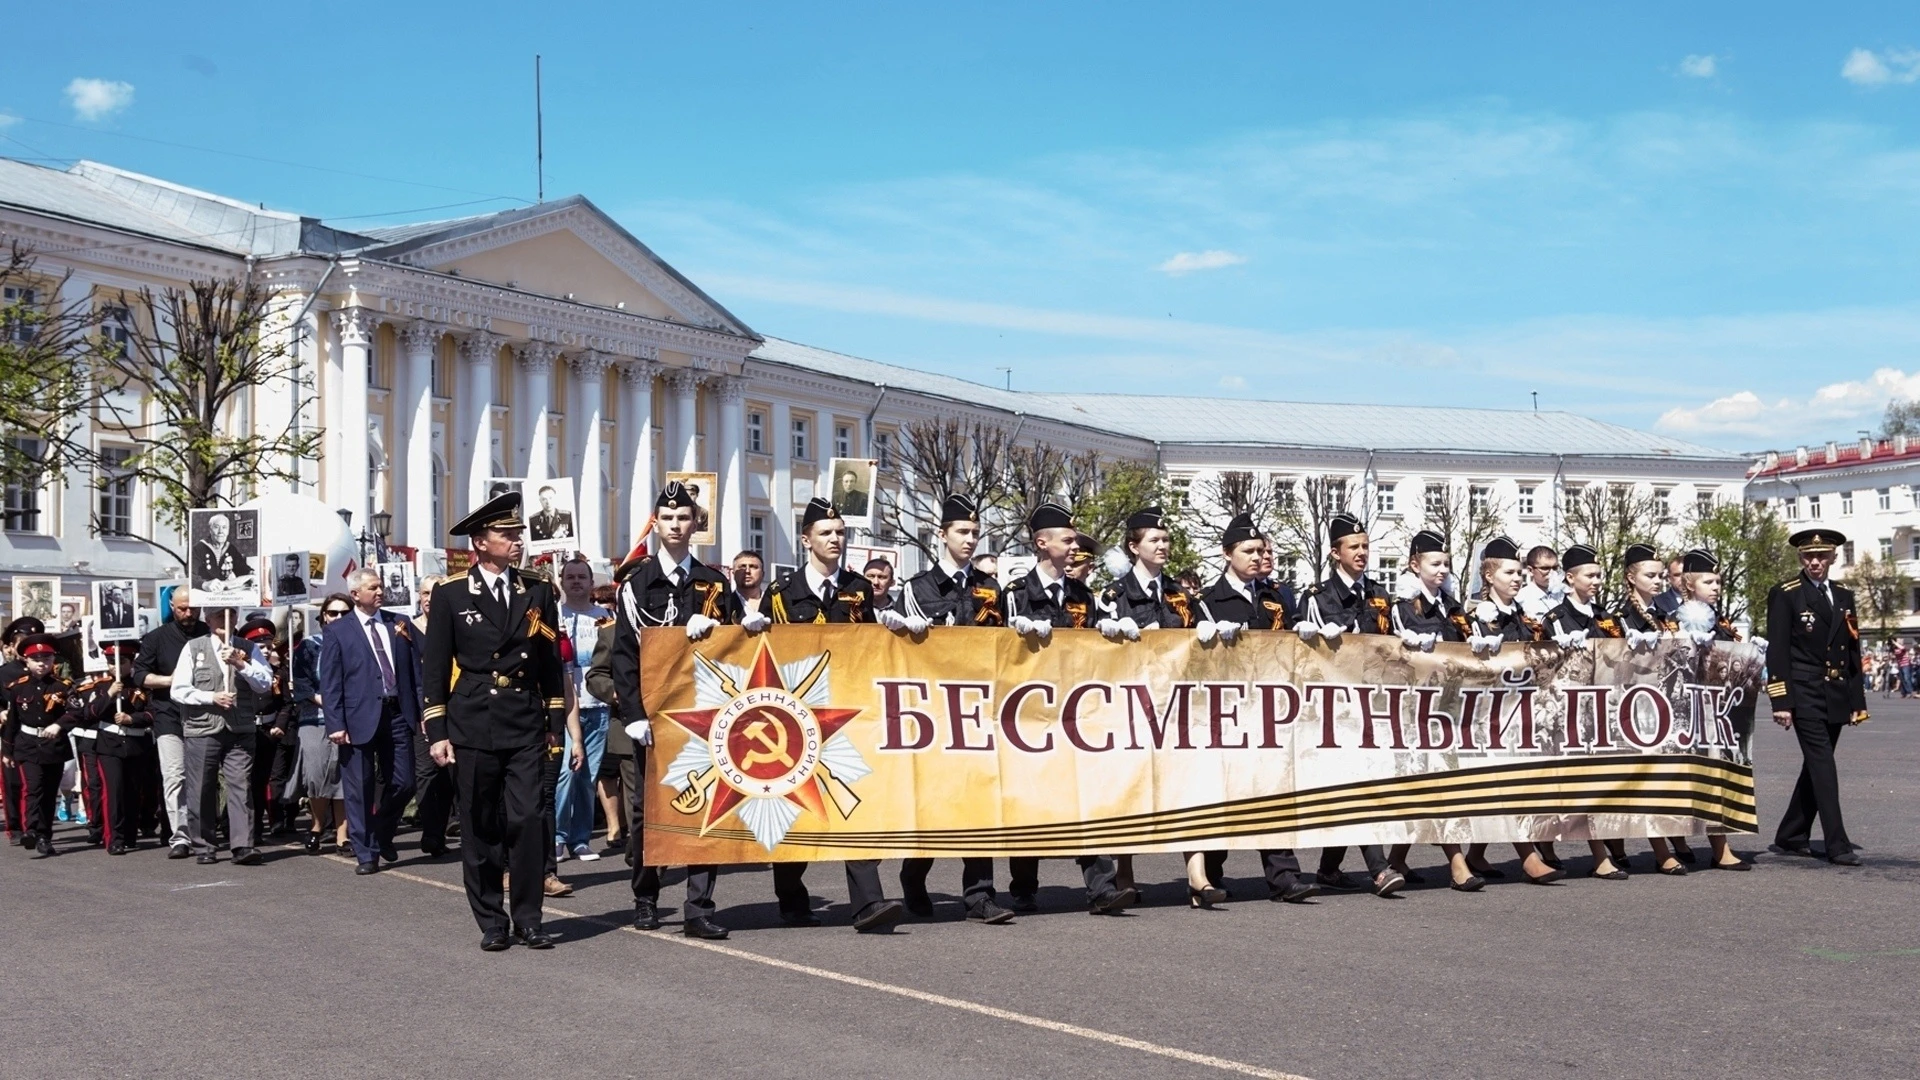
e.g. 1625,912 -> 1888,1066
170,612 -> 274,865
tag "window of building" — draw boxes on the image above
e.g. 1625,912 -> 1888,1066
791,416 -> 811,461
96,445 -> 135,536
100,303 -> 133,357
1808,494 -> 1822,520
1469,484 -> 1491,516
1841,490 -> 1854,515
1170,475 -> 1194,510
1881,537 -> 1895,561
1272,476 -> 1297,514
749,512 -> 767,556
1516,484 -> 1537,518
1424,482 -> 1447,517
3,436 -> 45,532
1878,488 -> 1893,511
1912,585 -> 1920,613
1840,541 -> 1854,567
1373,555 -> 1401,585
1784,497 -> 1800,521
793,512 -> 807,559
1321,478 -> 1347,517
746,411 -> 766,454
873,430 -> 892,470
2,285 -> 39,344
431,352 -> 450,397
1696,488 -> 1717,517
834,423 -> 853,459
431,455 -> 446,540
1375,487 -> 1396,516
1654,487 -> 1674,523
1911,535 -> 1920,562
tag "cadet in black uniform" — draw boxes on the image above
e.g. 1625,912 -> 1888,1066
1,616 -> 44,845
760,496 -> 907,933
894,494 -> 1017,924
1296,513 -> 1404,898
1195,512 -> 1318,904
1673,548 -> 1753,872
1615,541 -> 1695,874
2,634 -> 74,857
73,641 -> 154,855
1002,502 -> 1136,916
1766,528 -> 1868,866
421,492 -> 568,951
1545,544 -> 1633,879
609,480 -> 750,940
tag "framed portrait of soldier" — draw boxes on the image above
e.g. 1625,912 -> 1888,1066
135,607 -> 157,638
92,578 -> 140,641
58,593 -> 87,631
378,561 -> 417,614
827,457 -> 878,528
264,552 -> 307,606
664,470 -> 719,546
11,576 -> 58,623
522,478 -> 579,555
188,507 -> 260,607
79,616 -> 109,673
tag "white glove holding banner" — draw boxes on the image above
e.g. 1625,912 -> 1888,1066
1398,628 -> 1425,650
1117,617 -> 1141,641
685,614 -> 719,641
1216,621 -> 1243,643
903,614 -> 931,635
1293,621 -> 1321,642
1195,620 -> 1219,644
1097,618 -> 1124,641
1469,633 -> 1503,657
739,610 -> 771,634
624,720 -> 653,747
1319,622 -> 1344,642
876,607 -> 910,633
1626,628 -> 1660,651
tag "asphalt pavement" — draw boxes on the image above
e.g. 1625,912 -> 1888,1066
4,696 -> 1916,1080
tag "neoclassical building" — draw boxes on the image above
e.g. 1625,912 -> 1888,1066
1,157 -> 1751,608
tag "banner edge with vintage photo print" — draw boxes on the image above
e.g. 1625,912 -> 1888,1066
641,627 -> 1761,865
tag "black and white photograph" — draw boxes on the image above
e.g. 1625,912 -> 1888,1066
378,561 -> 417,614
58,593 -> 87,630
91,578 -> 140,641
78,615 -> 109,673
134,607 -> 157,638
10,576 -> 59,623
664,470 -> 718,546
827,457 -> 878,527
522,478 -> 578,554
267,552 -> 308,605
188,507 -> 260,607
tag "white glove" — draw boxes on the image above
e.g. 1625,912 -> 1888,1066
1118,617 -> 1141,641
1398,628 -> 1425,650
1293,620 -> 1321,642
1418,632 -> 1438,652
1552,630 -> 1588,650
1010,615 -> 1040,638
623,720 -> 653,747
1318,622 -> 1344,642
1469,633 -> 1503,656
1216,622 -> 1242,644
1032,619 -> 1052,642
1688,628 -> 1716,646
1750,635 -> 1768,650
739,610 -> 771,634
1196,620 -> 1219,644
685,614 -> 719,641
1097,618 -> 1123,640
875,607 -> 910,633
1627,628 -> 1660,651
903,614 -> 931,635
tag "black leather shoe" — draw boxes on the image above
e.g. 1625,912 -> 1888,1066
35,837 -> 57,857
1008,892 -> 1039,913
480,929 -> 512,952
195,852 -> 218,865
107,842 -> 131,856
1829,850 -> 1862,866
512,926 -> 556,949
232,847 -> 262,866
420,842 -> 448,858
303,834 -> 321,854
1400,869 -> 1428,885
683,916 -> 731,940
632,900 -> 663,931
967,899 -> 1016,924
1089,886 -> 1138,915
780,907 -> 823,927
1525,868 -> 1565,885
1775,842 -> 1816,858
852,899 -> 906,933
1274,879 -> 1320,903
168,842 -> 191,860
379,842 -> 399,864
901,879 -> 935,917
355,862 -> 378,876
1315,871 -> 1367,892
1450,874 -> 1486,892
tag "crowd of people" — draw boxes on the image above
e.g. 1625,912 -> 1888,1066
1,485 -> 1867,952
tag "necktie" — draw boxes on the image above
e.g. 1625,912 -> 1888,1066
954,571 -> 967,592
366,617 -> 396,696
821,578 -> 835,607
1048,583 -> 1061,609
493,575 -> 507,608
672,567 -> 687,591
1148,580 -> 1160,604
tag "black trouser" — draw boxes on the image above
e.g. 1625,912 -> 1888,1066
541,745 -> 560,876
266,733 -> 298,825
249,729 -> 278,829
774,859 -> 888,919
94,752 -> 138,848
76,743 -> 104,843
899,857 -> 999,911
1205,848 -> 1306,893
454,742 -> 547,935
1776,704 -> 1851,855
3,761 -> 23,837
1007,855 -> 1120,901
135,750 -> 164,837
1318,844 -> 1390,878
21,758 -> 63,841
625,745 -> 717,917
412,725 -> 457,851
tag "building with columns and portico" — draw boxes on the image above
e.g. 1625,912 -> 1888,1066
1,157 -> 1753,614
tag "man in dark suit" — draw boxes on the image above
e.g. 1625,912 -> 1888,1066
529,486 -> 574,542
1767,527 -> 1869,866
319,568 -> 422,874
99,584 -> 134,631
832,467 -> 869,518
422,492 -> 568,951
760,497 -> 904,933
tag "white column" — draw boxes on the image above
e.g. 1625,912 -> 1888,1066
569,349 -> 610,559
716,375 -> 747,562
770,399 -> 793,561
331,308 -> 378,526
667,366 -> 703,474
461,331 -> 501,516
518,341 -> 558,481
620,358 -> 661,548
400,321 -> 441,548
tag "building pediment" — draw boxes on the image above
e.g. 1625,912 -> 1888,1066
355,197 -> 755,341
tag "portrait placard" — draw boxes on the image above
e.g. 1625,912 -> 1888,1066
826,457 -> 878,529
91,579 -> 140,641
188,507 -> 260,607
664,471 -> 719,547
522,478 -> 579,555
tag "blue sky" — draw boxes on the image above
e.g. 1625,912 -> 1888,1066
5,3 -> 1920,449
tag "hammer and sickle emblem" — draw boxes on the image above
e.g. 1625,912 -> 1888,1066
740,716 -> 795,770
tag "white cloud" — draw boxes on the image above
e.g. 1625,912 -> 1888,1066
0,112 -> 19,129
1656,367 -> 1920,437
1218,374 -> 1248,390
1841,47 -> 1920,87
1156,250 -> 1248,275
65,78 -> 134,121
1679,54 -> 1718,78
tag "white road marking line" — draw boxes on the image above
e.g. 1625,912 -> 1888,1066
167,880 -> 241,891
329,856 -> 1313,1080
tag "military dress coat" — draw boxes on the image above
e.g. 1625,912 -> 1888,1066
421,567 -> 567,751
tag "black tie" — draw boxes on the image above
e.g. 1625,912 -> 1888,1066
493,577 -> 507,608
821,578 -> 835,607
1148,580 -> 1160,605
954,571 -> 967,592
1048,583 -> 1061,609
672,567 -> 686,589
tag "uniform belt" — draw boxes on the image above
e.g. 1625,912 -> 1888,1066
73,728 -> 97,739
18,725 -> 44,737
1796,663 -> 1849,682
456,670 -> 530,692
101,723 -> 149,736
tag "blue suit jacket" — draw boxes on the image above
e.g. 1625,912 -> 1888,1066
318,610 -> 424,745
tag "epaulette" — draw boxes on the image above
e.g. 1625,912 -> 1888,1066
443,571 -> 468,583
5,673 -> 27,688
1780,578 -> 1801,591
521,566 -> 551,583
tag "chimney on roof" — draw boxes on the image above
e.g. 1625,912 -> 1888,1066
1764,450 -> 1779,470
1794,446 -> 1809,466
1897,434 -> 1911,455
1861,436 -> 1875,459
1826,440 -> 1839,463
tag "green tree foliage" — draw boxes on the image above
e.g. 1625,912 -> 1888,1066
1073,459 -> 1198,583
1847,553 -> 1914,644
1684,499 -> 1796,625
1558,483 -> 1666,603
1878,398 -> 1920,439
0,243 -> 105,485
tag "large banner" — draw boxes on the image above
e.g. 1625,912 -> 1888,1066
640,627 -> 1761,865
